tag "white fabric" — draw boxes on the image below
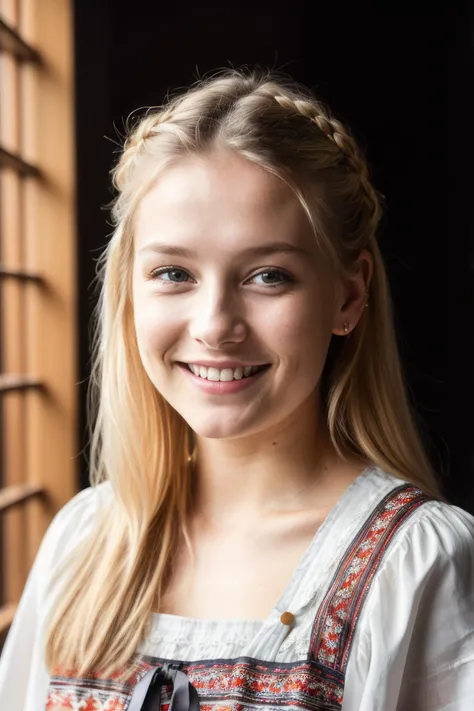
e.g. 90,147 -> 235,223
0,467 -> 473,710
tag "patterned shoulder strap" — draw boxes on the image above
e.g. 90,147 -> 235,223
309,484 -> 432,673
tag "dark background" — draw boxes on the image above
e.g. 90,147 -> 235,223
73,1 -> 474,513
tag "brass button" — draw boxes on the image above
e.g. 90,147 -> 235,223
280,611 -> 295,626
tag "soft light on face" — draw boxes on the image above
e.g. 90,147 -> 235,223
132,150 -> 340,440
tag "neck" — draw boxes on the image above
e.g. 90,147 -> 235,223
189,396 -> 355,526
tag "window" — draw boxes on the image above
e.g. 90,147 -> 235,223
0,0 -> 77,645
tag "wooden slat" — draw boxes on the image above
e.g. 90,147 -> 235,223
0,265 -> 42,282
0,123 -> 28,603
0,603 -> 17,633
0,0 -> 77,607
20,0 -> 78,575
0,146 -> 40,176
0,18 -> 41,63
0,50 -> 19,155
19,0 -> 35,48
0,482 -> 44,513
0,374 -> 42,393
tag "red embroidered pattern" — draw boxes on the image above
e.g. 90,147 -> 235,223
46,661 -> 152,711
310,485 -> 430,671
47,659 -> 343,711
185,660 -> 343,707
46,484 -> 431,711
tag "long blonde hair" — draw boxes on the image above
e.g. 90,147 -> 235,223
45,67 -> 441,680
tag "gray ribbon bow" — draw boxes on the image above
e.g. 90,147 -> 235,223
128,663 -> 201,711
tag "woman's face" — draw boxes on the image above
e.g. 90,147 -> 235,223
132,150 -> 349,441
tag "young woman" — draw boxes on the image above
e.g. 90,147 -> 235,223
0,67 -> 473,711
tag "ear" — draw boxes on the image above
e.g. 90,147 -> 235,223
332,250 -> 373,336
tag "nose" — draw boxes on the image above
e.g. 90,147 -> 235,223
188,283 -> 247,349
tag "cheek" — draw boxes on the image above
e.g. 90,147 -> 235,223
274,297 -> 334,391
270,294 -> 333,352
132,294 -> 178,362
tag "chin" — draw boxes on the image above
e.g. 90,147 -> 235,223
175,409 -> 257,441
183,420 -> 246,441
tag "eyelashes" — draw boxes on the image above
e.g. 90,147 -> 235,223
147,266 -> 295,289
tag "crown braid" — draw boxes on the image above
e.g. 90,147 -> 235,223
272,93 -> 382,236
113,79 -> 382,240
113,106 -> 175,191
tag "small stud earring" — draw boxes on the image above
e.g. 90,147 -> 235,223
343,323 -> 350,334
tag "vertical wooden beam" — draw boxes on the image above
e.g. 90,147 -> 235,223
0,42 -> 28,602
0,0 -> 77,600
22,0 -> 78,569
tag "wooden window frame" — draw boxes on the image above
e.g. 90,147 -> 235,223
0,0 -> 77,635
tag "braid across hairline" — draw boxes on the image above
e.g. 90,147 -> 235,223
113,108 -> 175,190
273,95 -> 373,177
115,84 -> 382,233
272,93 -> 382,230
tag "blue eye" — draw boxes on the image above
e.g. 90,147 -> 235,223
249,270 -> 291,287
150,267 -> 191,283
148,267 -> 293,288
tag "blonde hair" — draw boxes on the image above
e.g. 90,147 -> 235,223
45,67 -> 441,680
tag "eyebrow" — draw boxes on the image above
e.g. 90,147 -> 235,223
137,240 -> 309,258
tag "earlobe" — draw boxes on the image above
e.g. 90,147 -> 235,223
332,321 -> 351,337
332,248 -> 372,337
332,291 -> 370,337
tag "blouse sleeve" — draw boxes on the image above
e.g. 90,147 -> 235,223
0,482 -> 112,711
343,500 -> 474,711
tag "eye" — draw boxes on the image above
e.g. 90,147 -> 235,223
247,269 -> 293,288
149,266 -> 192,283
147,266 -> 294,289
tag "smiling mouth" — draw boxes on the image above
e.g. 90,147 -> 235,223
177,362 -> 271,382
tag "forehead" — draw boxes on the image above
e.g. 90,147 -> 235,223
134,150 -> 316,254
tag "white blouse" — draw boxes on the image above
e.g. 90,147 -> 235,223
0,466 -> 473,710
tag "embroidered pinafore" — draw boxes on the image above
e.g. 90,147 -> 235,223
46,482 -> 431,711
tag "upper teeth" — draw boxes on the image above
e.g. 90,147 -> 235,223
187,364 -> 264,381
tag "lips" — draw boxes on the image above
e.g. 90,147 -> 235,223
177,361 -> 271,382
177,361 -> 270,394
